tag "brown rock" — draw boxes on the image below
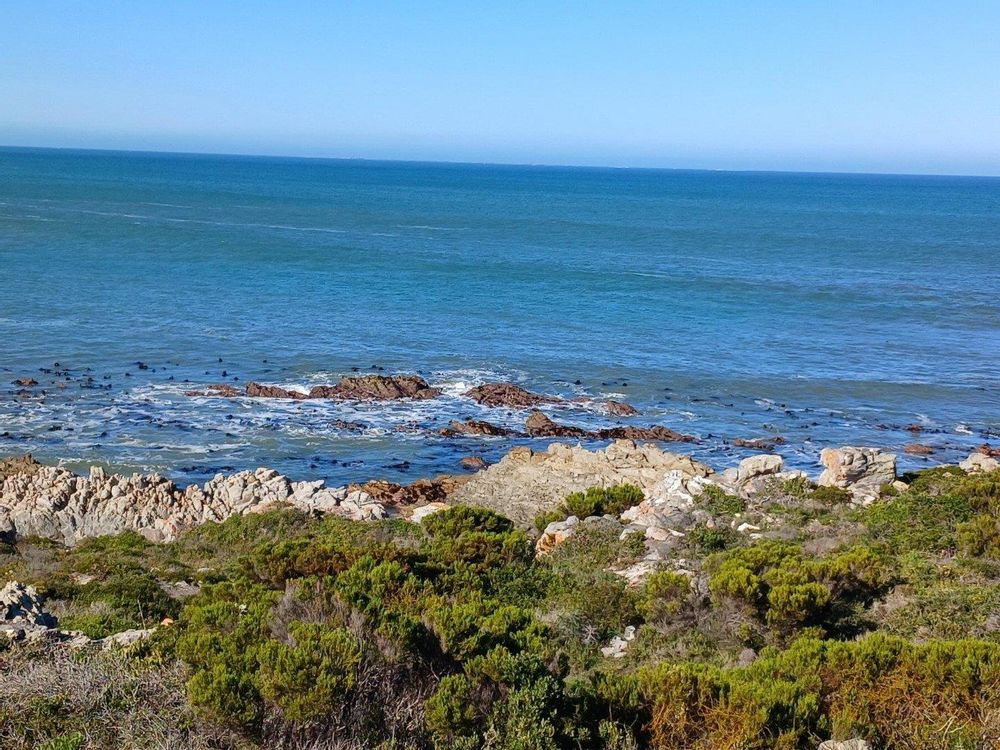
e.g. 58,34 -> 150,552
525,411 -> 588,438
465,383 -> 559,408
597,426 -> 698,443
13,378 -> 38,387
349,476 -> 456,506
604,399 -> 640,416
977,444 -> 1000,458
523,411 -> 697,443
440,419 -> 516,437
904,424 -> 924,433
245,382 -> 308,399
733,437 -> 786,450
904,443 -> 935,456
460,456 -> 488,471
0,454 -> 42,480
309,374 -> 441,401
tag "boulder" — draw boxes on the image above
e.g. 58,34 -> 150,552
409,502 -> 450,524
736,454 -> 784,483
536,516 -> 579,554
818,741 -> 871,750
459,456 -> 488,471
960,451 -> 1000,474
525,410 -> 588,438
904,443 -> 935,455
818,447 -> 895,501
603,400 -> 640,417
464,382 -> 559,408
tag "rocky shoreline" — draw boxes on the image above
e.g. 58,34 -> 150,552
2,440 -> 997,549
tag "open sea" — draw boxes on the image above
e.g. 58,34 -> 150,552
1,147 -> 998,485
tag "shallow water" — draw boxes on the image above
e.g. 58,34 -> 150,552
1,147 -> 998,485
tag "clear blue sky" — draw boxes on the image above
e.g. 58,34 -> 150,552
2,1 -> 999,174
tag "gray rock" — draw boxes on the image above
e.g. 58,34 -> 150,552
818,740 -> 871,750
960,452 -> 1000,474
818,447 -> 895,502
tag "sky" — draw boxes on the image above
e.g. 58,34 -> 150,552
2,1 -> 999,175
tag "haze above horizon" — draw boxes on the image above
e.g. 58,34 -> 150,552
2,2 -> 999,176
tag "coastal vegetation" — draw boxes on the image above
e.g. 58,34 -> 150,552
2,465 -> 1000,749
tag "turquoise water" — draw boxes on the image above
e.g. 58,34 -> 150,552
1,147 -> 998,484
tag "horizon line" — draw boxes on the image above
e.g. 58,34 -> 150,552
2,142 -> 999,181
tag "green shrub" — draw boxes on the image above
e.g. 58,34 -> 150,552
958,514 -> 1000,558
534,485 -> 645,530
700,485 -> 746,515
257,621 -> 360,721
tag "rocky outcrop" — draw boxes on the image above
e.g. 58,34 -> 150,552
449,440 -> 713,525
193,375 -> 442,401
2,581 -> 57,642
12,378 -> 38,387
0,454 -> 42,480
464,383 -> 559,408
525,411 -> 589,438
597,425 -> 697,443
440,419 -> 517,437
246,382 -> 307,399
818,447 -> 896,503
0,464 -> 386,545
346,476 -> 464,507
523,411 -> 697,443
904,443 -> 935,455
603,400 -> 640,417
2,580 -> 156,649
308,374 -> 441,401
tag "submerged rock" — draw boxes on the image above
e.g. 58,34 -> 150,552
904,443 -> 935,455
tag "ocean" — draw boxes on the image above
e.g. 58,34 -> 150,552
1,147 -> 998,485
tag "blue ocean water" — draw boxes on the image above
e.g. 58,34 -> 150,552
1,147 -> 998,485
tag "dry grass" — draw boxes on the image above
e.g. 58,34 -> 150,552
0,644 -> 248,750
